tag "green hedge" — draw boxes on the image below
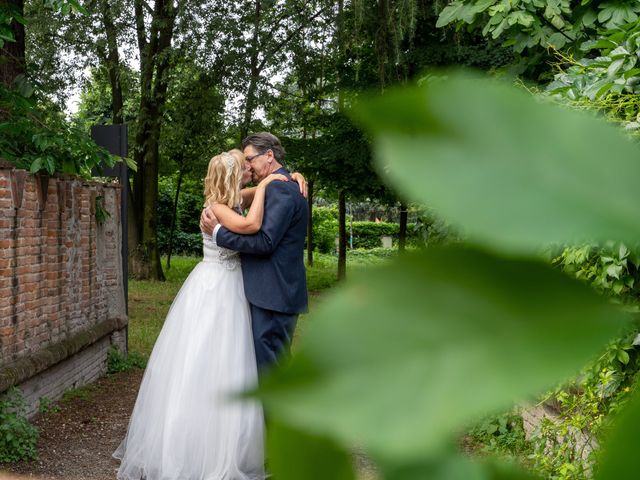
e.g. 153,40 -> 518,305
351,221 -> 419,249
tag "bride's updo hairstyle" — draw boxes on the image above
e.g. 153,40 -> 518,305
203,151 -> 244,209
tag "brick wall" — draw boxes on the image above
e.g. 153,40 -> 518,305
0,165 -> 127,413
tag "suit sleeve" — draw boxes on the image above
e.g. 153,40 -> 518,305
216,182 -> 294,255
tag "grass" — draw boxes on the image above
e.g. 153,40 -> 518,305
128,250 -> 394,357
60,383 -> 98,403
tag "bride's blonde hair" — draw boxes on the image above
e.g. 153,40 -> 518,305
203,150 -> 244,209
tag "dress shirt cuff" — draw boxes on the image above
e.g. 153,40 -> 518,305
212,224 -> 222,245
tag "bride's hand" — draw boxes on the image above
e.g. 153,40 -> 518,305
259,173 -> 289,188
290,172 -> 308,198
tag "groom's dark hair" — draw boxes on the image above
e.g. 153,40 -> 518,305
242,132 -> 286,166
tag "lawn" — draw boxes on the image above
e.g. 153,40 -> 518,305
127,249 -> 395,357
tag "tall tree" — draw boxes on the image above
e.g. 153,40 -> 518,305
128,0 -> 180,280
96,0 -> 123,124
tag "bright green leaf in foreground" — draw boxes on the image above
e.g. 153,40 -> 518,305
266,420 -> 355,480
259,246 -> 628,462
381,455 -> 541,480
351,71 -> 640,254
595,387 -> 640,480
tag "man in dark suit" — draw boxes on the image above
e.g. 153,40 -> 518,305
200,133 -> 308,372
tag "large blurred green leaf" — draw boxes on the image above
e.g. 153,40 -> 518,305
351,71 -> 640,254
594,388 -> 640,479
259,246 -> 627,462
382,455 -> 541,480
266,420 -> 355,480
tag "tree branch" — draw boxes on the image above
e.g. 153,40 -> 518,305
258,4 -> 333,71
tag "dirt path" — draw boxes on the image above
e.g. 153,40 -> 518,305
3,369 -> 144,480
2,365 -> 378,480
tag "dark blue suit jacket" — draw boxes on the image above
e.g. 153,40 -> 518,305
216,168 -> 308,314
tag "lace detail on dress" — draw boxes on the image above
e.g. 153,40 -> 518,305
202,233 -> 241,270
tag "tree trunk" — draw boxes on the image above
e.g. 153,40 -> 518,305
0,0 -> 25,88
376,0 -> 390,90
129,0 -> 176,280
399,201 -> 408,253
338,189 -> 346,281
166,167 -> 184,270
100,0 -> 124,124
307,180 -> 314,267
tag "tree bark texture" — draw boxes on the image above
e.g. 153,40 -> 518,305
129,0 -> 177,280
399,201 -> 408,252
99,0 -> 124,124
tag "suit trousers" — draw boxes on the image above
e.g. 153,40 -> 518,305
250,303 -> 298,372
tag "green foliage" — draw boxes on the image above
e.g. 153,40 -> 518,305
436,0 -> 639,60
94,195 -> 110,225
595,382 -> 640,479
547,21 -> 640,103
158,231 -> 202,257
351,72 -> 640,255
527,331 -> 639,479
0,85 -> 119,177
251,71 -> 640,479
554,243 -> 640,300
156,175 -> 206,257
267,420 -> 356,479
312,206 -> 338,254
259,247 -> 626,465
0,3 -> 25,49
350,221 -> 419,249
468,412 -> 532,460
60,384 -> 97,403
0,387 -> 39,463
106,347 -> 148,374
37,397 -> 60,415
75,65 -> 140,127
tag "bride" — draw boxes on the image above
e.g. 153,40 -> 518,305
113,149 -> 291,480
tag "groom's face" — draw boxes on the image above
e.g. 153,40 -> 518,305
244,145 -> 271,183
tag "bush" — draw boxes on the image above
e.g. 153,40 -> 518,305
350,221 -> 419,249
158,230 -> 202,257
0,387 -> 39,463
312,206 -> 338,254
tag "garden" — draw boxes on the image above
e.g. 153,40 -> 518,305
2,1 -> 640,480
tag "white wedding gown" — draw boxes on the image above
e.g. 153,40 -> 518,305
114,234 -> 264,480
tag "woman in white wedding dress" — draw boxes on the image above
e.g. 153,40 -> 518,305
113,150 -> 288,480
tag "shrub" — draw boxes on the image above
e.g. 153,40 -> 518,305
0,387 -> 39,463
158,230 -> 202,257
312,206 -> 338,254
350,221 -> 420,249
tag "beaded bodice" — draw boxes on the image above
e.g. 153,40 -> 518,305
202,233 -> 240,270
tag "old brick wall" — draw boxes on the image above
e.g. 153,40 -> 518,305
0,166 -> 127,413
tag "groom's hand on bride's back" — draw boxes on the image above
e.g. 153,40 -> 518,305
200,207 -> 219,235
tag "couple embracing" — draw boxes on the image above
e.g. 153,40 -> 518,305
114,132 -> 309,480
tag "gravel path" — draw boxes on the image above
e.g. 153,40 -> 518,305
2,367 -> 379,480
2,369 -> 143,480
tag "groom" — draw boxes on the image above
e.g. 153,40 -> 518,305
200,132 -> 308,372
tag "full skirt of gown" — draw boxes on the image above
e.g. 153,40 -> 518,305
113,241 -> 264,480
